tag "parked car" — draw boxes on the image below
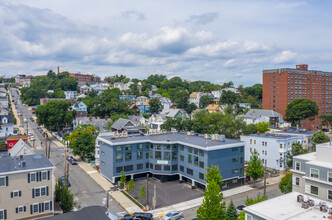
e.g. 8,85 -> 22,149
131,213 -> 153,220
162,211 -> 184,220
30,117 -> 34,122
236,205 -> 246,214
61,176 -> 71,187
66,156 -> 74,162
69,158 -> 78,165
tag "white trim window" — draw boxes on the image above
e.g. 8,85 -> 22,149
295,161 -> 301,171
12,190 -> 20,198
30,172 -> 37,182
0,209 -> 5,220
34,186 -> 48,198
247,214 -> 253,220
310,168 -> 319,179
328,190 -> 332,201
295,177 -> 300,186
41,171 -> 48,181
328,172 -> 332,182
17,206 -> 24,213
0,177 -> 6,187
44,201 -> 51,211
32,203 -> 39,214
310,185 -> 319,196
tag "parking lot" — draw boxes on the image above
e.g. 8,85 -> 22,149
127,177 -> 204,209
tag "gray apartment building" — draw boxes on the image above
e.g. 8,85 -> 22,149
0,154 -> 55,220
96,132 -> 245,189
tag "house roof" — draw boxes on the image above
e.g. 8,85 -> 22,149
0,115 -> 14,124
111,118 -> 133,130
0,154 -> 54,174
143,100 -> 150,106
9,139 -> 34,156
244,109 -> 282,118
189,92 -> 201,98
205,104 -> 221,110
75,117 -> 110,132
7,135 -> 28,141
128,115 -> 143,123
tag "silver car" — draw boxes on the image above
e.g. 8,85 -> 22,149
162,211 -> 184,220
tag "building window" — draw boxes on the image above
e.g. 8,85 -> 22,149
101,151 -> 105,155
232,147 -> 238,151
34,186 -> 48,198
124,165 -> 133,172
150,163 -> 153,169
232,158 -> 239,163
125,152 -> 132,161
328,190 -> 332,201
12,190 -> 20,198
310,185 -> 318,195
164,152 -> 170,160
116,146 -> 123,151
0,210 -> 5,219
164,144 -> 170,150
295,177 -> 300,186
44,201 -> 51,211
193,148 -> 198,155
295,162 -> 301,171
150,150 -> 153,159
164,165 -> 170,171
101,161 -> 105,166
41,171 -> 48,181
32,203 -> 39,213
155,151 -> 162,160
155,144 -> 162,150
199,150 -> 204,157
17,206 -> 24,213
172,145 -> 178,150
180,155 -> 184,162
116,167 -> 123,173
0,176 -> 6,187
172,152 -> 178,160
240,157 -> 244,163
310,168 -> 319,179
125,145 -> 132,151
187,168 -> 193,176
30,172 -> 37,182
188,147 -> 192,153
137,144 -> 143,150
188,155 -> 192,164
137,151 -> 143,160
194,156 -> 198,166
180,166 -> 184,172
116,153 -> 123,162
199,173 -> 204,180
328,172 -> 332,182
199,161 -> 204,169
180,145 -> 184,151
137,164 -> 143,170
150,144 -> 154,149
172,165 -> 177,171
155,165 -> 161,170
250,139 -> 252,144
254,140 -> 256,144
280,144 -> 282,149
146,152 -> 149,159
232,169 -> 239,174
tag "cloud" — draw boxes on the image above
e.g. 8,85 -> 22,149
186,12 -> 218,25
121,10 -> 146,21
273,50 -> 298,64
224,59 -> 236,67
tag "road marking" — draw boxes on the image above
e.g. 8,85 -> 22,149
87,170 -> 97,174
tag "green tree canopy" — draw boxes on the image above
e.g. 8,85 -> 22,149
279,172 -> 292,194
199,95 -> 213,108
246,150 -> 265,186
149,98 -> 163,113
256,122 -> 270,133
226,200 -> 238,220
245,194 -> 268,206
320,114 -> 332,130
55,177 -> 74,213
285,99 -> 319,126
286,142 -> 308,167
67,124 -> 99,157
312,130 -> 330,144
219,90 -> 241,105
35,100 -> 76,132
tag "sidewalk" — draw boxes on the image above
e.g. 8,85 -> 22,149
148,175 -> 284,217
77,161 -> 141,214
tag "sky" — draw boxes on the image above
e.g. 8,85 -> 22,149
1,0 -> 332,86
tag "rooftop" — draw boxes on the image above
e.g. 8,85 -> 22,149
0,154 -> 54,174
45,206 -> 111,220
242,109 -> 282,118
99,132 -> 243,150
246,133 -> 301,140
244,192 -> 332,220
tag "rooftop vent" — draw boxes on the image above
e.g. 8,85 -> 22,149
19,155 -> 23,160
21,161 -> 26,167
204,134 -> 211,139
171,128 -> 177,134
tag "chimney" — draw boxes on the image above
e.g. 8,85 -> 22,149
257,131 -> 260,135
57,66 -> 60,74
105,116 -> 108,120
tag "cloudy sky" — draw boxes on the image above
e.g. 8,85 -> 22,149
1,0 -> 332,85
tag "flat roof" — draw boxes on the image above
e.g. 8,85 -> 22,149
244,192 -> 332,220
245,133 -> 300,140
98,133 -> 244,150
45,206 -> 110,220
293,152 -> 316,161
0,154 -> 54,174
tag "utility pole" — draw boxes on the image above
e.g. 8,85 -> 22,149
66,163 -> 69,184
263,159 -> 267,196
153,183 -> 157,210
48,140 -> 52,159
64,141 -> 67,186
146,174 -> 149,210
106,190 -> 110,209
45,131 -> 48,158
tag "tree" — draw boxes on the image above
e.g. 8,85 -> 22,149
237,211 -> 245,220
286,142 -> 308,167
246,150 -> 265,187
55,177 -> 74,213
219,90 -> 240,105
149,98 -> 163,113
35,100 -> 76,132
245,194 -> 268,206
256,122 -> 270,133
128,179 -> 135,191
120,171 -> 127,187
320,114 -> 332,130
199,95 -> 213,109
226,200 -> 238,220
312,130 -> 330,151
279,172 -> 292,194
185,103 -> 197,115
139,185 -> 146,204
285,99 -> 319,126
196,165 -> 226,220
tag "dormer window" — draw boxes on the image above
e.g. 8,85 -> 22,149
2,117 -> 7,123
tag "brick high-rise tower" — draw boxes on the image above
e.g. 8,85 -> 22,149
262,64 -> 332,130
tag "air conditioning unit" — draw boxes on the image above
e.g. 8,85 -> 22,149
297,195 -> 304,203
308,199 -> 314,207
301,202 -> 309,209
320,204 -> 328,212
204,134 -> 208,139
219,135 -> 226,142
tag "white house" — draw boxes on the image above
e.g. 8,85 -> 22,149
148,114 -> 167,131
64,91 -> 77,100
237,109 -> 283,127
89,83 -> 109,95
9,139 -> 34,156
0,115 -> 14,137
189,92 -> 202,107
240,133 -> 304,172
160,97 -> 173,111
136,96 -> 148,105
72,101 -> 87,112
0,96 -> 8,109
212,90 -> 222,99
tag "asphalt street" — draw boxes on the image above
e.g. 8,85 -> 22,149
10,88 -> 125,213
